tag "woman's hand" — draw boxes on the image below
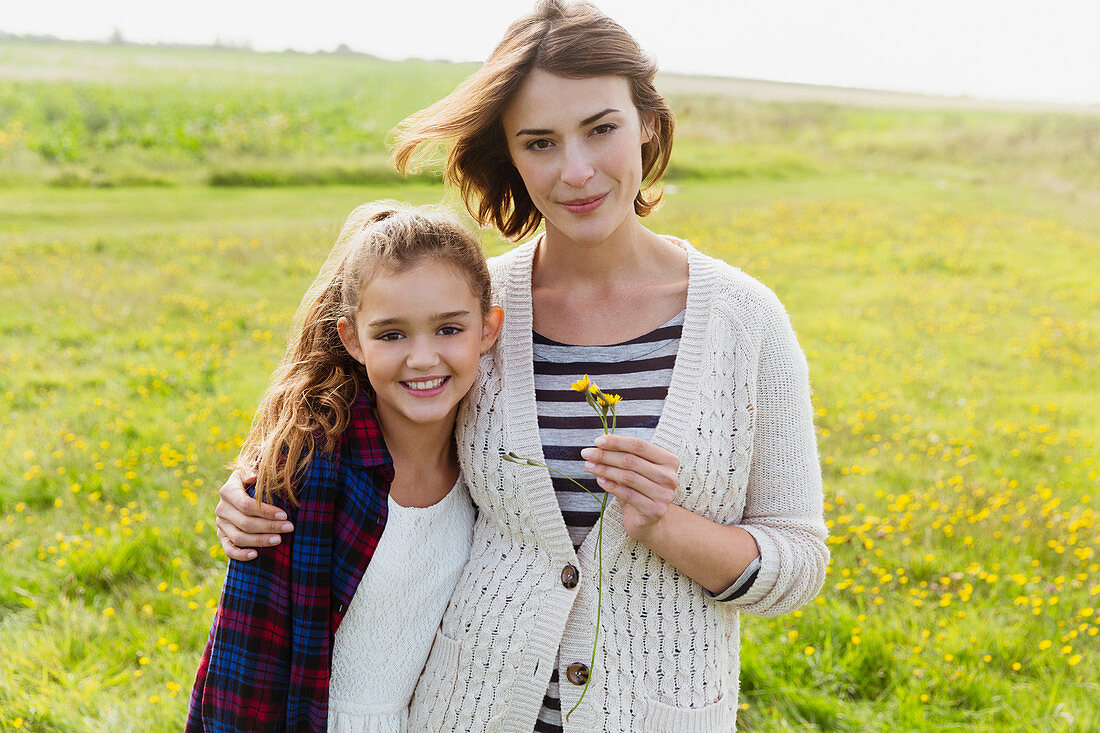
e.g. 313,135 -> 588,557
582,434 -> 761,594
214,469 -> 295,560
581,434 -> 679,543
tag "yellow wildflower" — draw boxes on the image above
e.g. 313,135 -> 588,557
571,374 -> 592,393
597,393 -> 622,408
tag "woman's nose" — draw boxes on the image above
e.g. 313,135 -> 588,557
560,145 -> 595,188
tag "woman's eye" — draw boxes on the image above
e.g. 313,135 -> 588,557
526,138 -> 552,151
592,123 -> 617,135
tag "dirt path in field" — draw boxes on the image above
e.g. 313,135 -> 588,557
657,72 -> 1100,115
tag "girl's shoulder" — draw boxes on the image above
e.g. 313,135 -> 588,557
286,395 -> 392,507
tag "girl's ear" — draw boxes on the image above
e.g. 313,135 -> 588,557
480,306 -> 504,354
337,316 -> 365,365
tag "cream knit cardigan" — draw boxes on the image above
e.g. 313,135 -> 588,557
408,238 -> 828,733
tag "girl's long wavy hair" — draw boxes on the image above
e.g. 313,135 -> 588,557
392,0 -> 676,242
235,201 -> 491,506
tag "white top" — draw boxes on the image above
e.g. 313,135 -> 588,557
408,238 -> 829,732
328,480 -> 475,733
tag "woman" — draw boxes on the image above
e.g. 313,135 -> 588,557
216,2 -> 828,730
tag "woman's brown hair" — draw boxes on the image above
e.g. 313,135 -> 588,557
392,0 -> 675,242
236,201 -> 491,505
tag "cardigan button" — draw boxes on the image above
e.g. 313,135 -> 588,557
561,564 -> 579,589
566,662 -> 589,686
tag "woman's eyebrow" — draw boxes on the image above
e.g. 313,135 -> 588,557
514,108 -> 620,136
580,108 -> 619,126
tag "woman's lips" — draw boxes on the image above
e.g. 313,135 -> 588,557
560,193 -> 608,215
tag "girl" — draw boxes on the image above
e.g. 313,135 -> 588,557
187,202 -> 503,732
216,2 -> 829,730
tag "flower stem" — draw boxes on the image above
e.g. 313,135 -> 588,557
504,376 -> 620,724
567,490 -> 608,723
502,457 -> 606,723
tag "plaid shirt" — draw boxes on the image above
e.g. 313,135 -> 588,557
186,395 -> 393,732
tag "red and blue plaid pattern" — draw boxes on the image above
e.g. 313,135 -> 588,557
186,394 -> 392,732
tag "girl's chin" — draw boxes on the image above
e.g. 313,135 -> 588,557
388,406 -> 461,429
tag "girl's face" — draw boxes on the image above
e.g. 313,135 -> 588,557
338,259 -> 502,434
502,69 -> 652,249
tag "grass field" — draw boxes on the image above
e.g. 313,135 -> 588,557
1,40 -> 1097,731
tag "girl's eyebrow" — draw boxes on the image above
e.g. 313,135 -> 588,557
367,310 -> 471,328
514,108 -> 620,136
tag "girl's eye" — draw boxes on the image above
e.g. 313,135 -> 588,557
526,138 -> 553,151
438,326 -> 462,336
592,123 -> 617,136
377,332 -> 404,342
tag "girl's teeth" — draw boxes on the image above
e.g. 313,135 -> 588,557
405,377 -> 446,390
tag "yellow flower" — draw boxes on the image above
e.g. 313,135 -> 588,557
597,393 -> 622,408
571,375 -> 592,393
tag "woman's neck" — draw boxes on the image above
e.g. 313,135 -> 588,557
529,216 -> 689,345
533,218 -> 678,290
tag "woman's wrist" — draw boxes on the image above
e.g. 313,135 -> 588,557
630,503 -> 761,594
624,502 -> 675,546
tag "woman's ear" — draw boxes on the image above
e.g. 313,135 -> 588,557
480,306 -> 505,354
640,111 -> 657,144
337,316 -> 365,365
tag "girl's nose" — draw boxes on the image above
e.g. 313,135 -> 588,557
560,146 -> 595,188
406,338 -> 441,369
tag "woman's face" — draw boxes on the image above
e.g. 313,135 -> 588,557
501,69 -> 652,249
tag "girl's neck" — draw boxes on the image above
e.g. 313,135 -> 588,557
375,404 -> 459,507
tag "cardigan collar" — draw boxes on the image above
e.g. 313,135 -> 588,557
497,235 -> 720,562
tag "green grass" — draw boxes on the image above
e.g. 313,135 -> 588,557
3,40 -> 1099,197
1,39 -> 1098,732
0,40 -> 476,187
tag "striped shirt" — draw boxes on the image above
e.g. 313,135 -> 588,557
532,311 -> 683,733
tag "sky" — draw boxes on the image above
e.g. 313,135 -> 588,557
4,0 -> 1100,105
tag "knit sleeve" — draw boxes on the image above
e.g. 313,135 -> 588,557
726,291 -> 829,617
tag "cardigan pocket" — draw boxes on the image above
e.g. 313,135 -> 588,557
420,620 -> 455,673
420,627 -> 461,687
640,691 -> 735,733
407,628 -> 462,727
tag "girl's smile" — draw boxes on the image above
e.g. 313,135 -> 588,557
400,375 -> 451,396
